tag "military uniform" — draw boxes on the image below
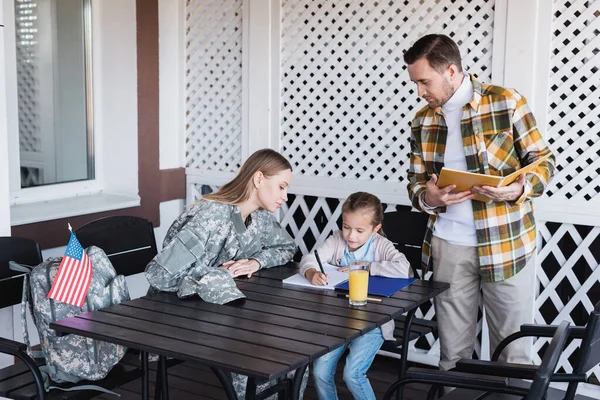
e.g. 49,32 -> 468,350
145,200 -> 307,398
145,200 -> 297,303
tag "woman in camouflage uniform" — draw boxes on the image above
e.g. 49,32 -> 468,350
145,148 -> 307,399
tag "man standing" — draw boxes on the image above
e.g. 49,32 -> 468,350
404,34 -> 555,371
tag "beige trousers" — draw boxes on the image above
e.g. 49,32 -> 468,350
432,236 -> 534,371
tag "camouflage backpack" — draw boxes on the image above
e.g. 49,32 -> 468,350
11,246 -> 130,388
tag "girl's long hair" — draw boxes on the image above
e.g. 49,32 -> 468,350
341,192 -> 386,237
200,149 -> 292,205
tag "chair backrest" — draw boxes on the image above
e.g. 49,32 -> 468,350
563,300 -> 600,399
382,207 -> 429,278
577,301 -> 600,373
75,216 -> 158,277
526,321 -> 571,400
0,237 -> 43,309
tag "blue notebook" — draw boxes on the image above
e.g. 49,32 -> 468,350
335,276 -> 417,297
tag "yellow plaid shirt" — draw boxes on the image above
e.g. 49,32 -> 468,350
407,75 -> 555,282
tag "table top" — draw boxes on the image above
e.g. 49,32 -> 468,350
50,264 -> 448,381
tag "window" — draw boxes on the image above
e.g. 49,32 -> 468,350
6,0 -> 140,225
14,0 -> 93,188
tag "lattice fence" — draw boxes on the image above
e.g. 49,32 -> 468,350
537,221 -> 600,381
185,0 -> 243,172
544,0 -> 599,201
280,0 -> 495,182
15,0 -> 41,154
533,0 -> 600,382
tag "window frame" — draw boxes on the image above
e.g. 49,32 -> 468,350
5,0 -> 141,226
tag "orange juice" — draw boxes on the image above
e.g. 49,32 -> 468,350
349,269 -> 369,306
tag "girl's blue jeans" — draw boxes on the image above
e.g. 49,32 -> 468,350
312,327 -> 384,400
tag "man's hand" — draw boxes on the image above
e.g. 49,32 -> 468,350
472,174 -> 526,202
424,174 -> 475,208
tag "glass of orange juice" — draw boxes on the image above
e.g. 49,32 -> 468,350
348,262 -> 370,306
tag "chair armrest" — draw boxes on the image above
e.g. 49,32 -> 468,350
521,324 -> 585,339
0,337 -> 27,355
406,367 -> 510,390
454,359 -> 538,379
493,324 -> 585,361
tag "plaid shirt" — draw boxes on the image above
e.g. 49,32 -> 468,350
407,75 -> 555,282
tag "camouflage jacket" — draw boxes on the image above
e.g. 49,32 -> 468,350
145,201 -> 297,304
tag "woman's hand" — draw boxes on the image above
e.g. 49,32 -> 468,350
224,259 -> 261,278
305,269 -> 329,286
337,267 -> 349,272
218,260 -> 236,277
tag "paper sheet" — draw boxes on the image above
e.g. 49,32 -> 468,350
282,263 -> 348,290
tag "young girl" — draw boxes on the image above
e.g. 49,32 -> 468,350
300,192 -> 412,400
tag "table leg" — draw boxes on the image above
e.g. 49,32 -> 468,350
277,377 -> 287,399
154,356 -> 169,400
141,351 -> 149,400
397,308 -> 416,400
159,356 -> 169,400
210,367 -> 239,400
154,357 -> 162,400
245,378 -> 257,400
290,364 -> 308,400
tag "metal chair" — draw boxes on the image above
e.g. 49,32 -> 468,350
75,215 -> 158,277
0,237 -> 46,399
382,320 -> 572,400
75,216 -> 169,399
380,208 -> 436,386
454,301 -> 600,400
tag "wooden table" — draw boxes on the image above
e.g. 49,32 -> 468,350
50,264 -> 448,400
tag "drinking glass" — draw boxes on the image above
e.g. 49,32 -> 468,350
348,261 -> 369,306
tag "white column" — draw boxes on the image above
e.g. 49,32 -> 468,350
159,0 -> 185,170
0,0 -> 15,369
242,0 -> 280,158
501,0 -> 552,362
502,0 -> 553,127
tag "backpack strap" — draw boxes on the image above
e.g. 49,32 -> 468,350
38,367 -> 121,397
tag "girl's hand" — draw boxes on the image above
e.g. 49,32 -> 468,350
337,267 -> 349,272
226,259 -> 261,278
305,269 -> 329,286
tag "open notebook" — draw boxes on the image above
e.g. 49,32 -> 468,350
282,263 -> 348,290
437,154 -> 551,202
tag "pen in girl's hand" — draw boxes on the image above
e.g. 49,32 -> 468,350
314,250 -> 328,285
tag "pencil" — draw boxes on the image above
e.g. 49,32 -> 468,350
314,250 -> 328,285
337,293 -> 382,303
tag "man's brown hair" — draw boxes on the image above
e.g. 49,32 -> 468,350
403,34 -> 463,73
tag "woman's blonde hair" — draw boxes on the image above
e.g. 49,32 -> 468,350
341,192 -> 386,236
200,149 -> 292,205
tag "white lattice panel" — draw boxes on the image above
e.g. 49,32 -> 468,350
185,0 -> 243,172
15,0 -> 42,153
280,0 -> 495,182
537,220 -> 600,381
545,0 -> 600,201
